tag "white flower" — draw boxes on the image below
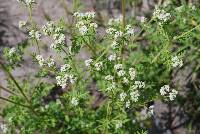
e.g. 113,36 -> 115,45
9,47 -> 16,56
108,54 -> 116,61
169,89 -> 178,101
115,121 -> 123,129
122,77 -> 129,84
56,34 -> 65,44
36,55 -> 45,67
56,74 -> 69,88
134,81 -> 145,88
50,43 -> 57,49
105,75 -> 114,81
127,28 -> 134,35
117,70 -> 125,77
111,41 -> 119,49
86,11 -> 95,18
106,28 -> 116,34
106,82 -> 116,91
130,90 -> 140,102
119,92 -> 127,101
114,31 -> 123,39
153,7 -> 171,23
160,85 -> 170,95
114,64 -> 123,70
79,25 -> 88,35
25,0 -> 35,6
125,25 -> 134,35
18,0 -> 35,6
69,74 -> 77,84
71,97 -> 79,106
42,21 -> 55,35
60,64 -> 71,72
85,59 -> 93,67
0,123 -> 7,134
171,56 -> 183,68
129,68 -> 136,80
140,16 -> 147,23
125,100 -> 130,108
76,21 -> 84,28
189,4 -> 196,10
29,30 -> 41,40
160,85 -> 178,101
35,31 -> 42,40
94,62 -> 103,71
18,20 -> 26,28
47,58 -> 55,67
148,105 -> 154,115
89,23 -> 98,28
55,27 -> 63,33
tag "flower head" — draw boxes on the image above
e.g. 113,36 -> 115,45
71,97 -> 79,106
171,56 -> 183,68
85,59 -> 93,67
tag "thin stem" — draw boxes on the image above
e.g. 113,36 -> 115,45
0,85 -> 18,96
173,24 -> 200,40
93,44 -> 111,64
35,39 -> 41,54
28,6 -> 41,54
121,0 -> 126,63
82,37 -> 96,56
61,47 -> 81,81
0,96 -> 31,109
0,60 -> 30,104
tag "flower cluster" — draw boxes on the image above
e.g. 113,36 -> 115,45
8,47 -> 16,56
17,0 -> 35,6
56,64 -> 77,88
85,59 -> 103,71
108,54 -> 117,61
74,12 -> 97,35
115,121 -> 123,129
18,20 -> 27,29
153,7 -> 171,23
129,68 -> 136,80
29,30 -> 41,41
160,85 -> 178,101
0,123 -> 7,134
35,55 -> 55,67
42,21 -> 66,51
106,17 -> 135,50
71,97 -> 79,106
171,56 -> 183,68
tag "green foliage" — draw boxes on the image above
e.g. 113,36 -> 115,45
1,1 -> 200,134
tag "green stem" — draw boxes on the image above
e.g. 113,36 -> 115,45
93,44 -> 111,64
35,39 -> 41,54
0,85 -> 18,96
82,37 -> 96,56
121,0 -> 126,63
173,24 -> 200,40
0,60 -> 30,104
28,6 -> 41,54
60,47 -> 81,81
0,96 -> 31,109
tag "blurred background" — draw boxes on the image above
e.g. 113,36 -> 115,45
0,0 -> 200,133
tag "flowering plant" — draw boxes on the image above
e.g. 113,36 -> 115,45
1,0 -> 199,134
